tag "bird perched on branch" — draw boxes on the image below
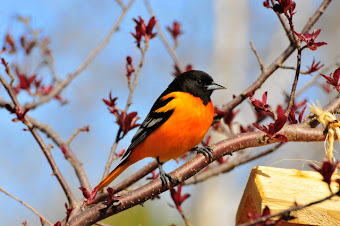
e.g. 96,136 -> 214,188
97,70 -> 225,191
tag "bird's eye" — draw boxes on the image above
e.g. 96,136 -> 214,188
197,79 -> 203,85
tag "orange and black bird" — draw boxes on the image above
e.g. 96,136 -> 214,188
97,70 -> 225,191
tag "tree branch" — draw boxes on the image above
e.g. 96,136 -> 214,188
66,124 -> 330,225
28,116 -> 91,190
0,186 -> 53,226
144,0 -> 184,72
0,74 -> 77,207
23,0 -> 136,110
222,0 -> 332,114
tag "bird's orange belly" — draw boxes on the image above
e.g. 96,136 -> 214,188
132,92 -> 214,163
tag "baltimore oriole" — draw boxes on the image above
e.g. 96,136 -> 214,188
97,70 -> 225,191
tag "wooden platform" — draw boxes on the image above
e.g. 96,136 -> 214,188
236,166 -> 340,225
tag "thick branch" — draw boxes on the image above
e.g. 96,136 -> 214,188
66,124 -> 328,226
185,143 -> 284,185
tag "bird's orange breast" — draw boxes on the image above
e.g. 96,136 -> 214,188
130,92 -> 214,163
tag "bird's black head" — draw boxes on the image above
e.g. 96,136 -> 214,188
167,70 -> 225,105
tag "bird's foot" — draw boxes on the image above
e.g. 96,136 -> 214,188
157,157 -> 173,188
195,146 -> 213,161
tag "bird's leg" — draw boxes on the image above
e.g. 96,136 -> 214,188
194,146 -> 213,161
156,157 -> 173,188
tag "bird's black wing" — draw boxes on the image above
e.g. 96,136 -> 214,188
120,96 -> 174,161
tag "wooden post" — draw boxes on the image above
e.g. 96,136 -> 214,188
236,166 -> 340,225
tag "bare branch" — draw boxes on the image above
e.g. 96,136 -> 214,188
144,0 -> 184,72
28,116 -> 91,190
250,42 -> 266,73
0,186 -> 53,226
66,126 -> 89,146
103,42 -> 150,180
0,74 -> 77,207
23,0 -> 136,110
222,0 -> 332,114
284,46 -> 303,118
66,124 -> 329,226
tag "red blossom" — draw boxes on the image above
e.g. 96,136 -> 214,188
54,222 -> 61,226
173,64 -> 193,77
64,203 -> 74,221
249,92 -> 275,119
12,106 -> 30,123
22,221 -> 28,226
217,156 -> 228,164
215,107 -> 240,130
40,217 -> 44,226
126,56 -> 135,83
106,187 -> 118,204
253,107 -> 287,143
116,111 -> 140,136
79,186 -> 98,205
131,16 -> 157,47
239,125 -> 255,133
263,0 -> 271,8
285,99 -> 307,124
38,85 -> 65,103
304,58 -> 324,74
60,146 -> 68,159
7,65 -> 37,94
170,183 -> 190,211
273,0 -> 296,17
310,160 -> 339,188
103,92 -> 118,115
247,206 -> 275,225
320,67 -> 340,92
294,29 -> 327,51
5,32 -> 16,53
82,125 -> 90,132
167,21 -> 183,42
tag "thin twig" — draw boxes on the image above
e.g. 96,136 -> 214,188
270,0 -> 295,43
179,208 -> 192,226
0,74 -> 77,207
28,116 -> 91,190
284,45 -> 303,118
296,53 -> 340,97
221,0 -> 332,114
0,186 -> 53,226
24,0 -> 136,110
250,42 -> 266,73
66,127 -> 88,146
103,43 -> 149,179
237,191 -> 338,226
66,94 -> 340,225
144,0 -> 184,72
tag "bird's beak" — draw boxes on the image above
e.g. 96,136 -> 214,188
206,82 -> 226,91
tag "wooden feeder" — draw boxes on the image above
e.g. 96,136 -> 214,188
236,166 -> 340,225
